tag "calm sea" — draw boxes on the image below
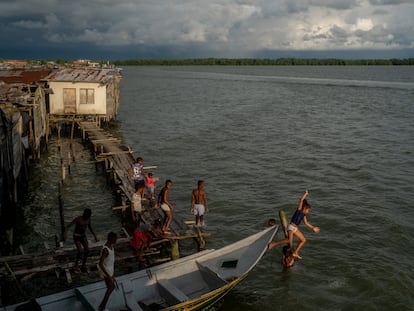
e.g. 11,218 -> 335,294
14,66 -> 414,310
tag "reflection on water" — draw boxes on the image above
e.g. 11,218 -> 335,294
17,132 -> 120,253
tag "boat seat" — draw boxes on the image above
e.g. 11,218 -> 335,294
122,280 -> 144,311
157,279 -> 189,305
197,262 -> 227,290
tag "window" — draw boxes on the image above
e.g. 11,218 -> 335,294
80,88 -> 95,104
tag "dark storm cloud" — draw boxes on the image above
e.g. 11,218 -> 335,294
0,0 -> 412,59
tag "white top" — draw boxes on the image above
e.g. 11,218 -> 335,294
99,245 -> 115,278
132,193 -> 142,212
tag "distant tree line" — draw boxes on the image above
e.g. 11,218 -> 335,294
111,58 -> 414,66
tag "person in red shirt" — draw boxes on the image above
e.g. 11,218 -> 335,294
131,220 -> 161,261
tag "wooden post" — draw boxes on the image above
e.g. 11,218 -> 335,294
67,151 -> 71,175
61,162 -> 66,183
13,180 -> 18,203
45,115 -> 49,147
279,210 -> 288,238
65,268 -> 72,285
70,117 -> 75,148
72,143 -> 76,162
58,182 -> 65,239
170,240 -> 180,260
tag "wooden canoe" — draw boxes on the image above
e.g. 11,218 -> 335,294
3,225 -> 278,311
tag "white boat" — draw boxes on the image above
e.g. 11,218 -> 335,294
4,225 -> 278,311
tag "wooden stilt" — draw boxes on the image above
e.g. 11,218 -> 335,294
58,182 -> 65,238
279,210 -> 288,238
65,268 -> 72,285
170,240 -> 180,260
43,241 -> 50,250
61,163 -> 66,183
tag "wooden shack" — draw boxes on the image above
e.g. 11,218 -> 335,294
0,69 -> 52,255
45,68 -> 122,121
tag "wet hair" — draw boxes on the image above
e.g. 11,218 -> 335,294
303,199 -> 311,209
283,245 -> 293,255
198,180 -> 204,186
83,208 -> 92,218
267,218 -> 276,226
107,231 -> 117,242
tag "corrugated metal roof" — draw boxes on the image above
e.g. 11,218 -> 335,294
45,68 -> 120,84
0,69 -> 52,84
0,82 -> 35,105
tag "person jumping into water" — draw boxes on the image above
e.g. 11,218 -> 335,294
268,190 -> 320,259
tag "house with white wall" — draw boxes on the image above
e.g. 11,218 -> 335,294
45,67 -> 122,121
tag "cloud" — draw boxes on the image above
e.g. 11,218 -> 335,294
0,0 -> 413,59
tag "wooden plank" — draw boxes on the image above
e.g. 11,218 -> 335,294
96,150 -> 133,157
121,227 -> 130,238
112,205 -> 129,211
65,268 -> 72,285
90,138 -> 121,143
143,166 -> 158,170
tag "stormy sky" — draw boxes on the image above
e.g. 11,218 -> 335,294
1,0 -> 413,60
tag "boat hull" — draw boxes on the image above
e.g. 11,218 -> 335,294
3,225 -> 279,311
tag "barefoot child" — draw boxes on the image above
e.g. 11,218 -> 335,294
98,232 -> 117,311
145,172 -> 158,200
268,190 -> 320,259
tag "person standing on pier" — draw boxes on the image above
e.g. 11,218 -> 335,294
131,220 -> 162,262
191,180 -> 209,227
157,180 -> 174,234
63,208 -> 99,273
131,183 -> 145,225
98,231 -> 117,311
145,172 -> 158,201
128,157 -> 145,199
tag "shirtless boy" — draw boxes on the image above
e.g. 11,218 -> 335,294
191,180 -> 209,227
157,180 -> 174,234
64,208 -> 99,272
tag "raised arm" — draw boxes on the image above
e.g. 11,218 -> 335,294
297,190 -> 309,210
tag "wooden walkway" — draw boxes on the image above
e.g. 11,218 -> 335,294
0,121 -> 211,286
78,121 -> 210,243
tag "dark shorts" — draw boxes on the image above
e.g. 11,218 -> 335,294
73,235 -> 87,244
134,179 -> 145,190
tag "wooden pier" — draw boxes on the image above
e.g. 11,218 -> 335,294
0,120 -> 212,306
77,121 -> 210,247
